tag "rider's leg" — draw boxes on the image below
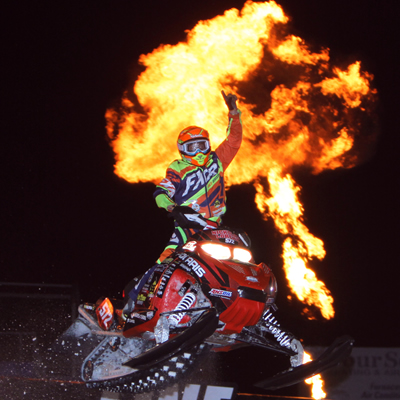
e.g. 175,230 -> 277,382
123,226 -> 198,317
157,246 -> 177,263
156,226 -> 188,264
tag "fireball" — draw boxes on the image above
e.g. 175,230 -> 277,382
106,2 -> 377,395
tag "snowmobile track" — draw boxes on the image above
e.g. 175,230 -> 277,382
85,343 -> 210,394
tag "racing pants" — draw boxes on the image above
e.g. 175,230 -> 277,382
157,225 -> 200,263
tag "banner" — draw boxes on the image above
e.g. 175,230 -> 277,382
101,383 -> 236,400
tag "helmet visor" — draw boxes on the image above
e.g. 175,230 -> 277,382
180,139 -> 210,156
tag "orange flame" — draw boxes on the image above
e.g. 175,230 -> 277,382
255,169 -> 334,320
304,352 -> 327,399
106,2 -> 377,396
106,0 -> 376,320
317,61 -> 372,108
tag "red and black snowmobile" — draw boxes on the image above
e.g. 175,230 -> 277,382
59,207 -> 353,394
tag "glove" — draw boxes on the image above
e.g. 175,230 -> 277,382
168,206 -> 206,229
155,193 -> 176,211
222,90 -> 238,113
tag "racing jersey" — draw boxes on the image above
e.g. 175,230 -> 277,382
154,111 -> 243,222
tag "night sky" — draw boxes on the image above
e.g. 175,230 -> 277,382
2,0 -> 400,351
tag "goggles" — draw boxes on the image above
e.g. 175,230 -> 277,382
178,139 -> 210,156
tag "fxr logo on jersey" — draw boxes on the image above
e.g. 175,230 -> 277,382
182,163 -> 219,196
96,298 -> 114,330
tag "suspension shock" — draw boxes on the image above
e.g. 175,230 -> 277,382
168,292 -> 197,326
262,310 -> 293,349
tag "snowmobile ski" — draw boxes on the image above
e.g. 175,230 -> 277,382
124,307 -> 219,369
255,335 -> 355,390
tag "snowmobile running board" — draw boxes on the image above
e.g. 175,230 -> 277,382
123,308 -> 219,370
255,335 -> 355,390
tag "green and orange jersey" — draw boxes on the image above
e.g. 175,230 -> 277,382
154,111 -> 243,222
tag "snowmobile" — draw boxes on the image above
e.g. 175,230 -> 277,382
59,206 -> 354,394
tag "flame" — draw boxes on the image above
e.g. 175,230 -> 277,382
304,352 -> 327,399
317,61 -> 372,108
254,170 -> 334,319
106,0 -> 376,319
106,2 -> 377,396
106,0 -> 376,339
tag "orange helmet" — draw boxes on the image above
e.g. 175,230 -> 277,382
177,126 -> 211,166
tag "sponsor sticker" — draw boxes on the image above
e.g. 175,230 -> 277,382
183,241 -> 197,252
156,265 -> 177,298
211,230 -> 241,243
131,312 -> 147,321
209,288 -> 233,299
96,298 -> 114,330
177,252 -> 206,277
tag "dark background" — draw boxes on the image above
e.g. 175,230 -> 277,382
2,0 -> 399,352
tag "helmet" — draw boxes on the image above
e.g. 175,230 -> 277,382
177,126 -> 211,166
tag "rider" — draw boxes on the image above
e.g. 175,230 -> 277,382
122,91 -> 242,316
153,91 -> 243,263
